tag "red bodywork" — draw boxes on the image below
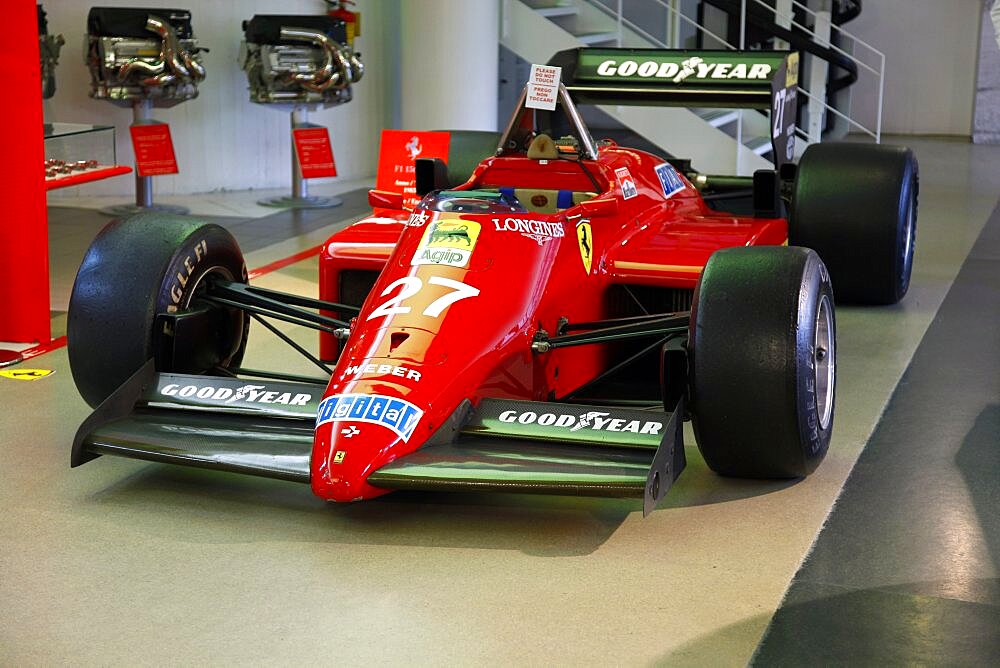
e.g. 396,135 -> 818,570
313,144 -> 786,502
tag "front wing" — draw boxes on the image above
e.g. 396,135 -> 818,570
73,363 -> 685,514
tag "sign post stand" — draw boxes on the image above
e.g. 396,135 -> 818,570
102,99 -> 188,216
258,105 -> 341,209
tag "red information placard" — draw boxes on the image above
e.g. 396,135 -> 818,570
293,127 -> 338,179
130,122 -> 179,177
375,130 -> 451,209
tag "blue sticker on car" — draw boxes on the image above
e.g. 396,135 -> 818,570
654,162 -> 686,199
316,393 -> 423,442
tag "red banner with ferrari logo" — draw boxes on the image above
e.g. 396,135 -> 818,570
375,130 -> 451,209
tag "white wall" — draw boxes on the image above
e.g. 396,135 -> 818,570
848,0 -> 983,137
42,0 -> 395,197
400,0 -> 498,131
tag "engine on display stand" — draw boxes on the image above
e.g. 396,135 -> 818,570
240,15 -> 363,208
85,7 -> 207,215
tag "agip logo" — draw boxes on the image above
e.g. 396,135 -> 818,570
412,216 -> 481,268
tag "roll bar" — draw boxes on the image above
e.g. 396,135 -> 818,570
495,83 -> 599,161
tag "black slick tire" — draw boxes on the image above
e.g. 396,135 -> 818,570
689,246 -> 836,478
68,213 -> 249,408
790,142 -> 918,305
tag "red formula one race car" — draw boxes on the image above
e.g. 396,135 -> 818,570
69,49 -> 918,513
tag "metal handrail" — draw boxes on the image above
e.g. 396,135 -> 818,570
796,85 -> 878,139
752,0 -> 882,77
588,0 -> 735,49
745,0 -> 883,140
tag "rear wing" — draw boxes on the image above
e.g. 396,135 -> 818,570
547,48 -> 800,166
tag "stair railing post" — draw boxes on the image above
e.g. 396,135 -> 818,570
617,0 -> 623,46
876,51 -> 885,143
773,0 -> 793,50
739,0 -> 747,49
807,5 -> 832,144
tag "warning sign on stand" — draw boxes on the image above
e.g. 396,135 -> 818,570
526,64 -> 562,111
130,122 -> 179,177
293,127 -> 338,179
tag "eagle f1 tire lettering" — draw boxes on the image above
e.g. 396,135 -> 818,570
168,239 -> 209,310
68,213 -> 250,408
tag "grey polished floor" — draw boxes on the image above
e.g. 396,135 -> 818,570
1,137 -> 997,664
754,202 -> 1000,665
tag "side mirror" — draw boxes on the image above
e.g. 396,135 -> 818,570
579,197 -> 618,218
368,189 -> 404,210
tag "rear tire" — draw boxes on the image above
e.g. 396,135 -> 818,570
790,142 -> 918,305
68,213 -> 249,408
689,246 -> 835,478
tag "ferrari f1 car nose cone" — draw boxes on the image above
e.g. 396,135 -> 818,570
311,391 -> 425,502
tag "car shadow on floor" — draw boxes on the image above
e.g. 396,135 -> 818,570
79,440 -> 802,557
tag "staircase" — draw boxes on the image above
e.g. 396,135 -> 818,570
500,0 -> 884,174
501,0 -> 771,174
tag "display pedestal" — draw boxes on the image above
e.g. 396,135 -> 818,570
101,99 -> 188,217
258,106 -> 341,209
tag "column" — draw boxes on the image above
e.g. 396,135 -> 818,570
400,0 -> 500,131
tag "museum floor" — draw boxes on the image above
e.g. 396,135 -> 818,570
1,137 -> 997,665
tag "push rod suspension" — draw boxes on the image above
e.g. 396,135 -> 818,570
205,280 -> 351,331
542,313 -> 689,350
560,311 -> 689,333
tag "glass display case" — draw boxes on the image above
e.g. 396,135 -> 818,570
43,122 -> 131,189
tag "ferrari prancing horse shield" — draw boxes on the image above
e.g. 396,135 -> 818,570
577,222 -> 593,274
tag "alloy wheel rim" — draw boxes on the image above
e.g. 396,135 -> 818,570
814,293 -> 835,431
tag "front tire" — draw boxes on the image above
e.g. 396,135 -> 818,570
790,142 -> 919,305
68,213 -> 249,408
689,246 -> 836,478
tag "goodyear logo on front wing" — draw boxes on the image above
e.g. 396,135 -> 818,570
412,216 -> 481,268
316,393 -> 423,442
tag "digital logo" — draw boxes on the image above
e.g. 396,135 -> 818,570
317,393 -> 424,442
